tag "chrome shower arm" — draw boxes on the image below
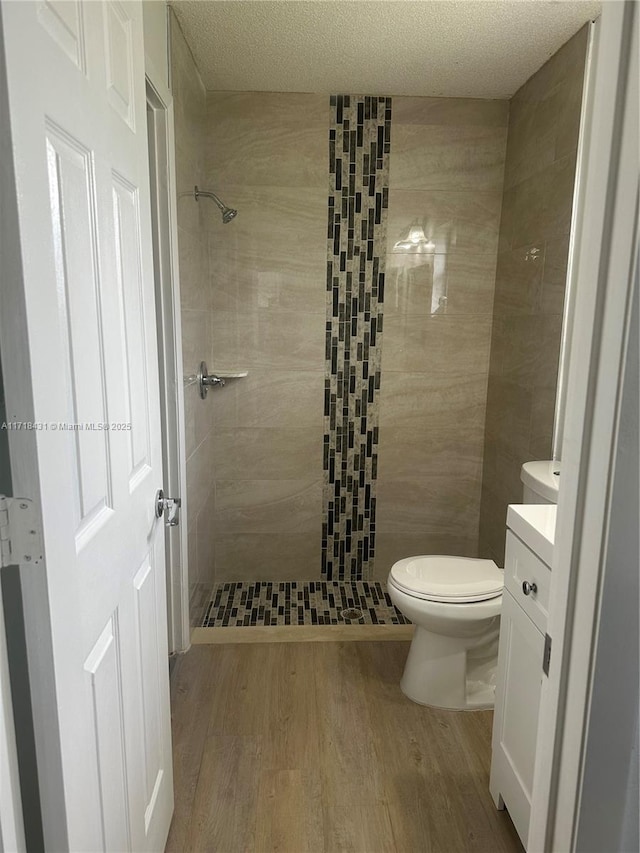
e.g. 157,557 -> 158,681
194,185 -> 224,211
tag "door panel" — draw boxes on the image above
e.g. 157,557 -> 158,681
83,617 -> 131,853
104,0 -> 136,130
37,0 -> 87,72
133,551 -> 165,830
44,124 -> 113,540
0,1 -> 173,849
112,173 -> 152,485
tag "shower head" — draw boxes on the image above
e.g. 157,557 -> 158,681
194,186 -> 238,224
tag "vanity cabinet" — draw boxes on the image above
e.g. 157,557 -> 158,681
490,529 -> 552,849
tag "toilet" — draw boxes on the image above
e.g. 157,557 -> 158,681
387,459 -> 560,711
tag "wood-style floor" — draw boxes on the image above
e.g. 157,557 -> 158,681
166,641 -> 523,853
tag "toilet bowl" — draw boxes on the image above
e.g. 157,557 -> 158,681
387,459 -> 559,710
387,556 -> 503,710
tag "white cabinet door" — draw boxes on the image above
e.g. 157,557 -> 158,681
490,590 -> 545,848
0,1 -> 173,850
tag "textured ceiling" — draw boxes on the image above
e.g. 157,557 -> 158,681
170,0 -> 600,98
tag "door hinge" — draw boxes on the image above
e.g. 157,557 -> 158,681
0,496 -> 43,569
543,633 -> 552,676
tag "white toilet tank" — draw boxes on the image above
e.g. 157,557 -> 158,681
521,460 -> 560,504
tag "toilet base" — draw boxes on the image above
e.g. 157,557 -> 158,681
399,625 -> 498,711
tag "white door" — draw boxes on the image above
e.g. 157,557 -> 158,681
0,1 -> 173,850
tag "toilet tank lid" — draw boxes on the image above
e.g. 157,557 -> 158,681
389,556 -> 503,602
521,460 -> 560,503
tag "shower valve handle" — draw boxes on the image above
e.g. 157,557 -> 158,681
198,361 -> 225,398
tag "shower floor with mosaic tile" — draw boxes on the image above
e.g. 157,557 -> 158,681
200,581 -> 410,628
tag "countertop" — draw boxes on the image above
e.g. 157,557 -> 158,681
506,503 -> 556,567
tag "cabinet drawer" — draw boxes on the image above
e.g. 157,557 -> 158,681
505,530 -> 551,634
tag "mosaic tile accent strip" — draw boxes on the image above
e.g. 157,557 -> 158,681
201,581 -> 410,627
322,95 -> 392,581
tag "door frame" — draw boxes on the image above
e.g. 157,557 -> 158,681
529,2 -> 638,849
146,74 -> 190,656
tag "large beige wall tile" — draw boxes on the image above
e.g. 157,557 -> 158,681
206,92 -> 328,188
175,179 -> 204,236
386,189 -> 503,256
492,244 -> 545,315
186,433 -> 214,518
212,310 -> 324,371
379,372 -> 488,431
210,240 -> 326,316
478,484 -> 509,565
497,314 -> 563,390
211,369 -> 324,430
187,513 -> 199,615
382,315 -> 492,374
390,125 -> 507,191
213,429 -> 323,480
170,15 -> 205,148
502,93 -> 558,191
183,381 -> 216,460
529,387 -> 556,459
392,97 -> 508,127
540,236 -> 571,314
554,71 -> 587,160
377,426 -> 484,481
483,376 -> 532,444
214,534 -> 321,583
208,92 -> 328,126
384,255 -> 436,316
196,486 -> 216,586
178,226 -> 211,311
385,253 -> 496,317
214,479 -> 322,536
507,153 -> 577,250
511,24 -> 589,109
181,308 -> 211,379
376,477 -> 480,537
205,185 -> 326,267
481,437 -> 527,503
439,254 -> 497,315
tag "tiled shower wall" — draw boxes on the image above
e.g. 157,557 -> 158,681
170,13 -> 216,622
201,92 -> 508,583
205,93 -> 327,583
375,97 -> 508,578
479,27 -> 589,565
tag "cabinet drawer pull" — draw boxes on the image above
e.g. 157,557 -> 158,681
522,580 -> 538,596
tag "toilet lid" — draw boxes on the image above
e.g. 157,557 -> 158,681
389,556 -> 503,603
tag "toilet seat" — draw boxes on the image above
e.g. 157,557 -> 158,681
389,555 -> 503,603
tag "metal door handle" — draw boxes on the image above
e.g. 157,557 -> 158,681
155,489 -> 181,527
522,580 -> 537,596
198,361 -> 225,398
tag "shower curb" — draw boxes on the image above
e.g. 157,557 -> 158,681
190,624 -> 414,645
